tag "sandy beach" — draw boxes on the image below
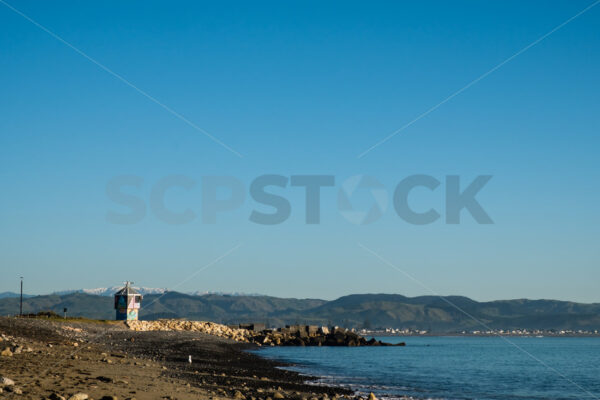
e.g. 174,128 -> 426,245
0,317 -> 352,400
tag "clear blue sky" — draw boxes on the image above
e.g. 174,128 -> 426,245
1,1 -> 599,302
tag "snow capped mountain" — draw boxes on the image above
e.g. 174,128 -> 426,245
51,288 -> 261,297
188,290 -> 262,297
86,286 -> 169,296
54,287 -> 168,296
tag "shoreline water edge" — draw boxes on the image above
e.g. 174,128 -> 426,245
3,317 -> 599,400
0,317 -> 387,400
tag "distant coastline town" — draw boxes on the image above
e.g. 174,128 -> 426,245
360,327 -> 600,337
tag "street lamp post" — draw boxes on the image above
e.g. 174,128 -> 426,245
19,276 -> 23,317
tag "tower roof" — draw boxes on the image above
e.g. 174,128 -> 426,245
115,282 -> 141,296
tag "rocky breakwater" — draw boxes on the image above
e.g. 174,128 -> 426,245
255,325 -> 405,347
126,320 -> 253,342
126,320 -> 405,347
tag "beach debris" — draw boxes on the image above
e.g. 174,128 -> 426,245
368,393 -> 377,400
1,347 -> 13,357
68,393 -> 89,400
61,326 -> 83,333
0,376 -> 15,386
49,393 -> 66,400
188,355 -> 192,364
6,386 -> 23,394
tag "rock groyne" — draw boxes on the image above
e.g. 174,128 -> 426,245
126,320 -> 405,346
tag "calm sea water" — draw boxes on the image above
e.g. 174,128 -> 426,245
251,336 -> 600,400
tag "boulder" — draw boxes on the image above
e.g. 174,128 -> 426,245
307,326 -> 319,335
0,376 -> 15,386
298,330 -> 309,339
318,326 -> 329,335
309,336 -> 325,346
7,386 -> 23,394
68,393 -> 89,400
292,337 -> 306,346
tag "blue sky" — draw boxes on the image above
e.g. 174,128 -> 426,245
1,1 -> 599,302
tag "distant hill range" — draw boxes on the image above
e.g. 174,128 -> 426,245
0,292 -> 35,299
47,287 -> 262,297
1,292 -> 599,332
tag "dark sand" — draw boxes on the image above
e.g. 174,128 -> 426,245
0,317 -> 352,400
